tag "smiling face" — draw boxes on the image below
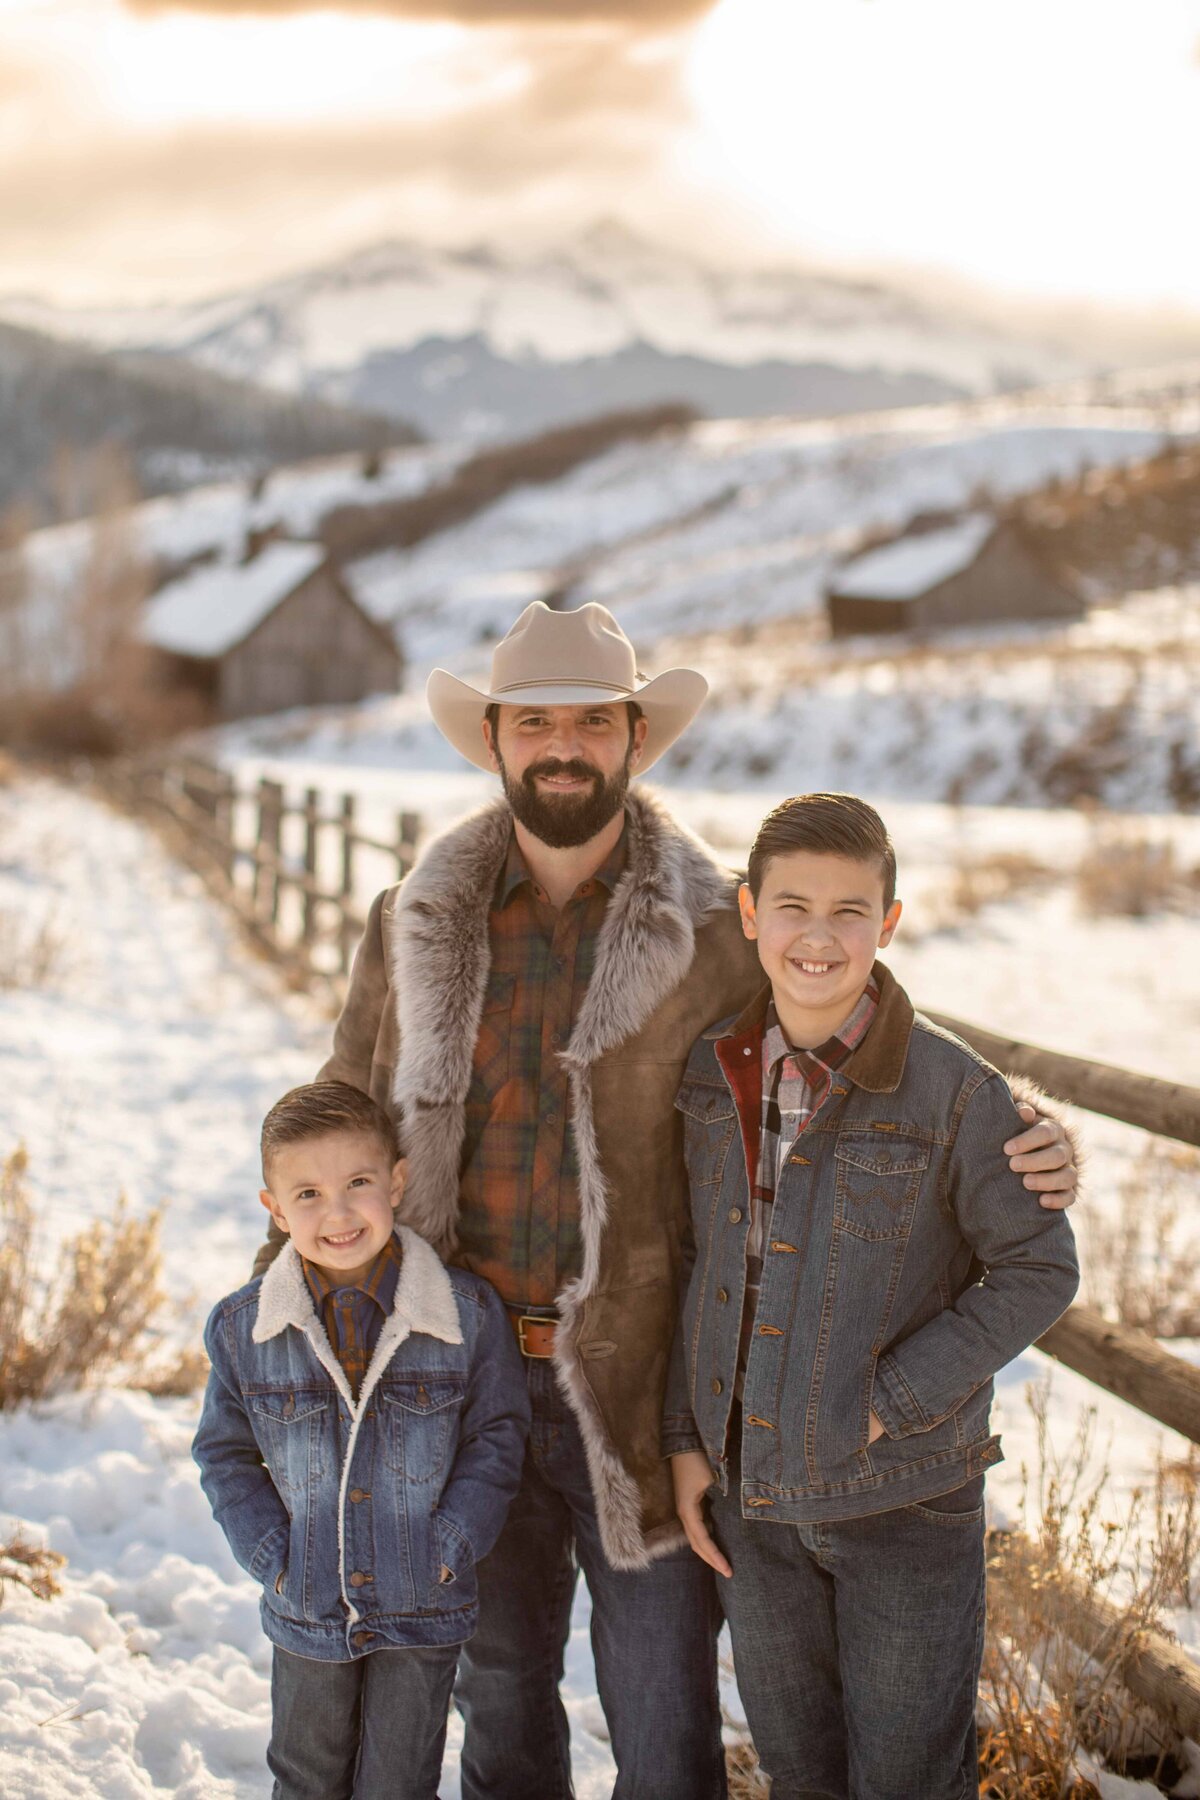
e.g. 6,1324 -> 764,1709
259,1129 -> 406,1284
739,850 -> 902,1048
483,702 -> 648,849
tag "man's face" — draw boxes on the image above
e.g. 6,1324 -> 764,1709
483,703 -> 648,849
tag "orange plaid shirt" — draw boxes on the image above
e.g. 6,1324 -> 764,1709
454,826 -> 627,1309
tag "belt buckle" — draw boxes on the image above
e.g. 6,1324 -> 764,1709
516,1314 -> 553,1358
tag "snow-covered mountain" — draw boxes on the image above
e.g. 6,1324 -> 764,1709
0,222 -> 1089,441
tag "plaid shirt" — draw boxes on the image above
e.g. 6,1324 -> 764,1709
303,1233 -> 403,1402
737,980 -> 880,1390
455,826 -> 627,1309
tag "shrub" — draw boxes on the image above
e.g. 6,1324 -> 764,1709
0,1532 -> 65,1606
1076,827 -> 1178,917
0,1145 -> 187,1408
1082,1142 -> 1200,1337
0,904 -> 69,991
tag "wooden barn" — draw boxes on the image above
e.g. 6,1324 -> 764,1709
139,541 -> 403,721
826,514 -> 1085,638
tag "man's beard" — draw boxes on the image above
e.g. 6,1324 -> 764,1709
497,752 -> 632,850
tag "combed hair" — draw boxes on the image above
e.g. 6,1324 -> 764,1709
261,1081 -> 397,1181
747,792 -> 897,910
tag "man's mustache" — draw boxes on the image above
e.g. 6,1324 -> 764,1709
523,759 -> 602,786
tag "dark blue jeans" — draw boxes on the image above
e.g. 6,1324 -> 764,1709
269,1642 -> 458,1800
455,1357 -> 726,1800
710,1460 -> 987,1800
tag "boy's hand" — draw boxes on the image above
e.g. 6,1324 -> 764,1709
868,1410 -> 886,1444
1004,1103 -> 1076,1208
671,1450 -> 732,1578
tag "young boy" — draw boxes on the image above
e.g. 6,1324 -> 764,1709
193,1081 -> 529,1800
663,793 -> 1079,1800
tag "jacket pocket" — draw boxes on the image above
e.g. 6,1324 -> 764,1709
249,1389 -> 332,1495
833,1135 -> 928,1241
469,972 -> 516,1103
379,1377 -> 466,1483
674,1081 -> 737,1188
432,1510 -> 477,1605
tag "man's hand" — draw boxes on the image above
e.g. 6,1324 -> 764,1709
1005,1102 -> 1077,1209
671,1450 -> 732,1578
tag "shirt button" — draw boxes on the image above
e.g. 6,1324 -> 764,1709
711,1378 -> 723,1396
742,1047 -> 752,1057
728,1207 -> 743,1224
717,1288 -> 729,1304
349,1571 -> 372,1588
349,1489 -> 369,1503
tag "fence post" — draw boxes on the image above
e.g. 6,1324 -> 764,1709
214,768 -> 236,886
396,810 -> 420,881
339,793 -> 356,976
302,787 -> 319,953
255,778 -> 284,932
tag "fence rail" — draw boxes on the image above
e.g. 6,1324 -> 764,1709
103,754 -> 1200,1738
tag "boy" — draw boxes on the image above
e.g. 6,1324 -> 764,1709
193,1081 -> 529,1800
663,794 -> 1079,1800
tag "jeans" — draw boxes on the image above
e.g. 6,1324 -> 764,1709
268,1642 -> 458,1800
710,1455 -> 987,1800
455,1356 -> 726,1800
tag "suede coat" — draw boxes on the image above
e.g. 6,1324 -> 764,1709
259,789 -> 764,1570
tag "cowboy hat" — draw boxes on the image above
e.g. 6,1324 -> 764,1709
426,602 -> 707,774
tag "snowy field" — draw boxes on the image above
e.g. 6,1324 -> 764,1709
2,769 -> 1199,1796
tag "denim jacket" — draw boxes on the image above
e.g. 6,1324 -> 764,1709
662,964 -> 1079,1522
193,1226 -> 529,1660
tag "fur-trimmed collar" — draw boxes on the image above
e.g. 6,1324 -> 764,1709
253,1225 -> 463,1412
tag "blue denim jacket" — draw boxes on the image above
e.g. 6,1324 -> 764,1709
663,965 -> 1079,1522
193,1226 -> 529,1660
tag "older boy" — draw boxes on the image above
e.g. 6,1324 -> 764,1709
194,1082 -> 528,1800
666,793 -> 1079,1800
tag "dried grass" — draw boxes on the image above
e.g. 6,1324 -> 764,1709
0,1145 -> 183,1408
1083,1142 -> 1200,1338
1075,828 -> 1180,918
0,1533 -> 66,1606
0,904 -> 70,991
917,850 -> 1059,935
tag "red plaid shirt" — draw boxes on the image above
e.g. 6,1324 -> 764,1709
455,827 -> 627,1309
303,1233 -> 403,1401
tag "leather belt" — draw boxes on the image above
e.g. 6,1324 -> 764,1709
505,1305 -> 558,1359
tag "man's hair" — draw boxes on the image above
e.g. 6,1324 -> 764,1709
261,1081 -> 397,1182
746,793 -> 897,910
483,699 -> 643,743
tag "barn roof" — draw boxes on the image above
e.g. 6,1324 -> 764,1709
830,515 -> 996,602
140,541 -> 326,659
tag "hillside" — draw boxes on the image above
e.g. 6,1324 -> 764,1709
0,320 -> 420,522
0,223 -> 1088,443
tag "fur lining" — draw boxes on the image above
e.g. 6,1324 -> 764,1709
1004,1073 -> 1086,1192
379,787 -> 737,1569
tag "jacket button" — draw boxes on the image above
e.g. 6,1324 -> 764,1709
351,1631 -> 375,1648
728,1208 -> 742,1224
717,1288 -> 728,1304
711,1378 -> 723,1395
349,1488 -> 369,1504
349,1571 -> 372,1587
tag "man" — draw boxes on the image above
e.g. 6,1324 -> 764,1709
255,601 -> 1078,1800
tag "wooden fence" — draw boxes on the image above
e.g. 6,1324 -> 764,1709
107,755 -> 1200,1741
110,755 -> 419,991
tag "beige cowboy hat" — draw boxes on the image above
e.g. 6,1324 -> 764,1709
426,602 -> 708,774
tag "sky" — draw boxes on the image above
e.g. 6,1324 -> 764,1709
3,0 -> 1200,311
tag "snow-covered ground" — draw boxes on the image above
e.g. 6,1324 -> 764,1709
1,769 -> 1198,1796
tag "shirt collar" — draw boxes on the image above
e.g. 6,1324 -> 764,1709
303,1230 -> 403,1311
764,976 -> 881,1076
495,818 -> 628,910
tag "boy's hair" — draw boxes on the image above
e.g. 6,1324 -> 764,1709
261,1081 -> 397,1182
747,793 -> 897,911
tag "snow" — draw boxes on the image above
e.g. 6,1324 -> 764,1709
1,768 -> 1197,1797
139,543 -> 325,659
829,513 -> 995,599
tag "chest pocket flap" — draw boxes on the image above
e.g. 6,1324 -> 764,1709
250,1389 -> 331,1424
834,1137 -> 929,1177
675,1081 -> 736,1124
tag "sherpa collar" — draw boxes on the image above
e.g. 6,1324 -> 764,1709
252,1225 -> 463,1411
